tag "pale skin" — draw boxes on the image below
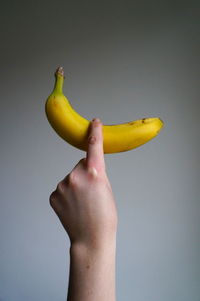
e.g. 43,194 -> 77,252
49,118 -> 118,301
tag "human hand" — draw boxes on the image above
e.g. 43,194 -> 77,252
49,118 -> 118,249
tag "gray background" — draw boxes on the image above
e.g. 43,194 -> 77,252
1,1 -> 199,300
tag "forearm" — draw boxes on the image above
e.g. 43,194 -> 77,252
67,239 -> 117,301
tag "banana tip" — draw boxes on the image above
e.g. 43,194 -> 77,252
55,66 -> 64,77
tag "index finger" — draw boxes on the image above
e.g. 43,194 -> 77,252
86,118 -> 105,173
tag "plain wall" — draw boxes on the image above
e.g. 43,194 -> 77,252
1,1 -> 199,300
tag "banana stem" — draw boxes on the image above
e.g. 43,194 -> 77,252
53,67 -> 64,93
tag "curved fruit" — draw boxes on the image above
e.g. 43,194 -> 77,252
45,67 -> 164,154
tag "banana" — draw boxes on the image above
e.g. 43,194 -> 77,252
45,67 -> 164,154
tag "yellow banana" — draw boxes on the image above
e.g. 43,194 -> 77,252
45,67 -> 164,154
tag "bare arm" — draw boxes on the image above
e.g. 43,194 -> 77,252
49,118 -> 118,301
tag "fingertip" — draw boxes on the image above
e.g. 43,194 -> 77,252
92,118 -> 101,122
88,117 -> 103,143
91,118 -> 102,127
88,118 -> 102,140
86,117 -> 105,171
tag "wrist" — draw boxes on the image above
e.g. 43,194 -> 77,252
70,237 -> 116,258
69,226 -> 117,252
69,240 -> 116,281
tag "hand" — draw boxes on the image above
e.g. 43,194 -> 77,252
49,118 -> 118,249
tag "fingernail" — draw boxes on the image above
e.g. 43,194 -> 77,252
92,118 -> 101,123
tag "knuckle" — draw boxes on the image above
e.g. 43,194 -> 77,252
56,181 -> 65,193
68,171 -> 77,186
88,135 -> 97,145
49,191 -> 57,207
87,166 -> 99,179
